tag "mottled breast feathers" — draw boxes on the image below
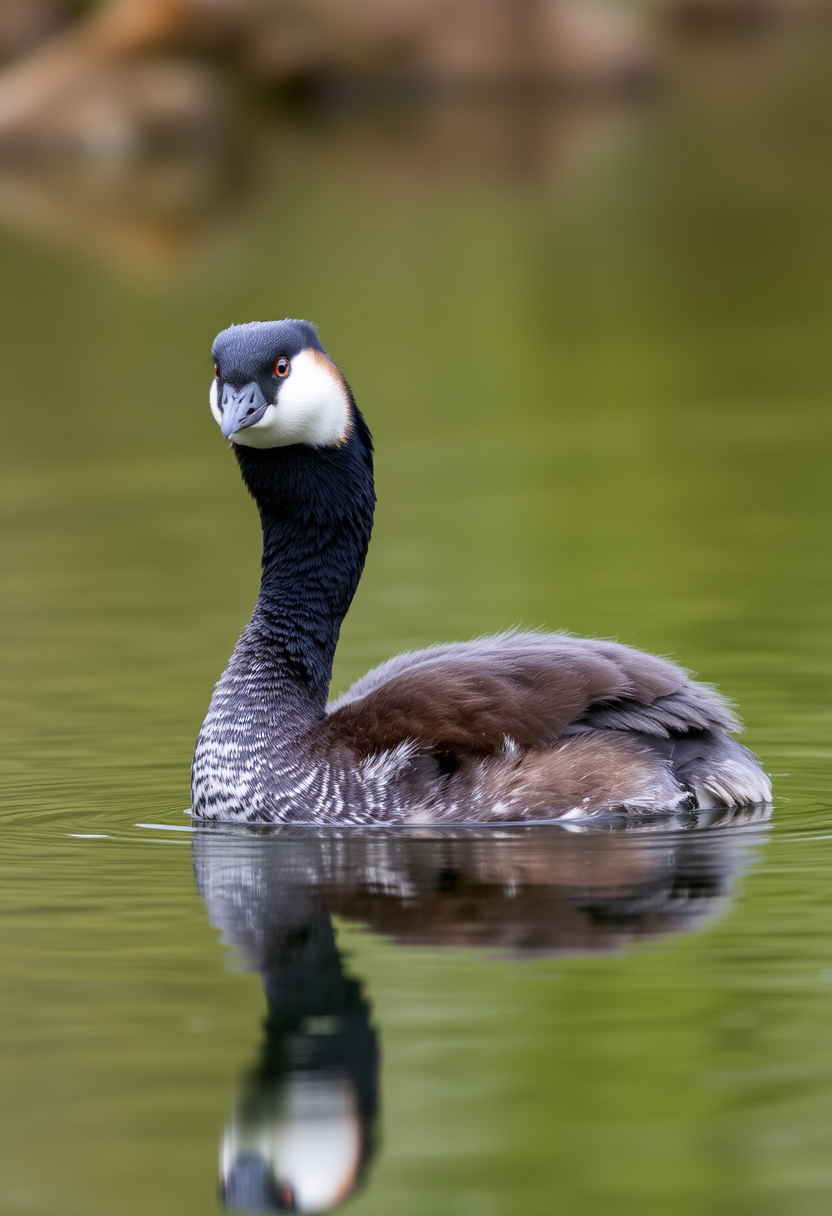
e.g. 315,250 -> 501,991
324,632 -> 737,759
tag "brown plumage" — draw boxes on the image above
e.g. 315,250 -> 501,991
325,632 -> 732,749
317,631 -> 769,821
326,634 -> 683,755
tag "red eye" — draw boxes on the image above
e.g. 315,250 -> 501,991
213,361 -> 220,379
274,357 -> 290,378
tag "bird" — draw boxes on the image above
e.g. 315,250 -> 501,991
191,318 -> 771,825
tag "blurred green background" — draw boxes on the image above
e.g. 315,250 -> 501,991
1,4 -> 831,1214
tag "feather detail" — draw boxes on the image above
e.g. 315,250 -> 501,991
325,630 -> 723,758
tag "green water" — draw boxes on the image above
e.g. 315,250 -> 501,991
2,24 -> 832,1216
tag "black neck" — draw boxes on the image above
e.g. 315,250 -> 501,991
232,408 -> 375,711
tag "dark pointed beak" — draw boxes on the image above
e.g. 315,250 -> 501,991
220,381 -> 269,439
221,1153 -> 290,1211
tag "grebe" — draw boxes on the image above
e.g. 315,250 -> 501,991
191,319 -> 770,824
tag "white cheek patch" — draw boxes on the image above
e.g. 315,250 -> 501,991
209,378 -> 222,425
220,1074 -> 361,1214
231,349 -> 351,449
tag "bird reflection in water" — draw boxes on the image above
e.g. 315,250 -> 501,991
192,805 -> 770,1213
194,841 -> 378,1213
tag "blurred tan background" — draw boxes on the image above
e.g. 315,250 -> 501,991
0,0 -> 826,273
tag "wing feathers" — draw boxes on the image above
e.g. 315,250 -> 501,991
568,684 -> 740,738
325,632 -> 730,758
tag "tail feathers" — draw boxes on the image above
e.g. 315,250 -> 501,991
638,729 -> 771,809
691,759 -> 772,810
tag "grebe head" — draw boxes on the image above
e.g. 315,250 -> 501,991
210,319 -> 352,449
